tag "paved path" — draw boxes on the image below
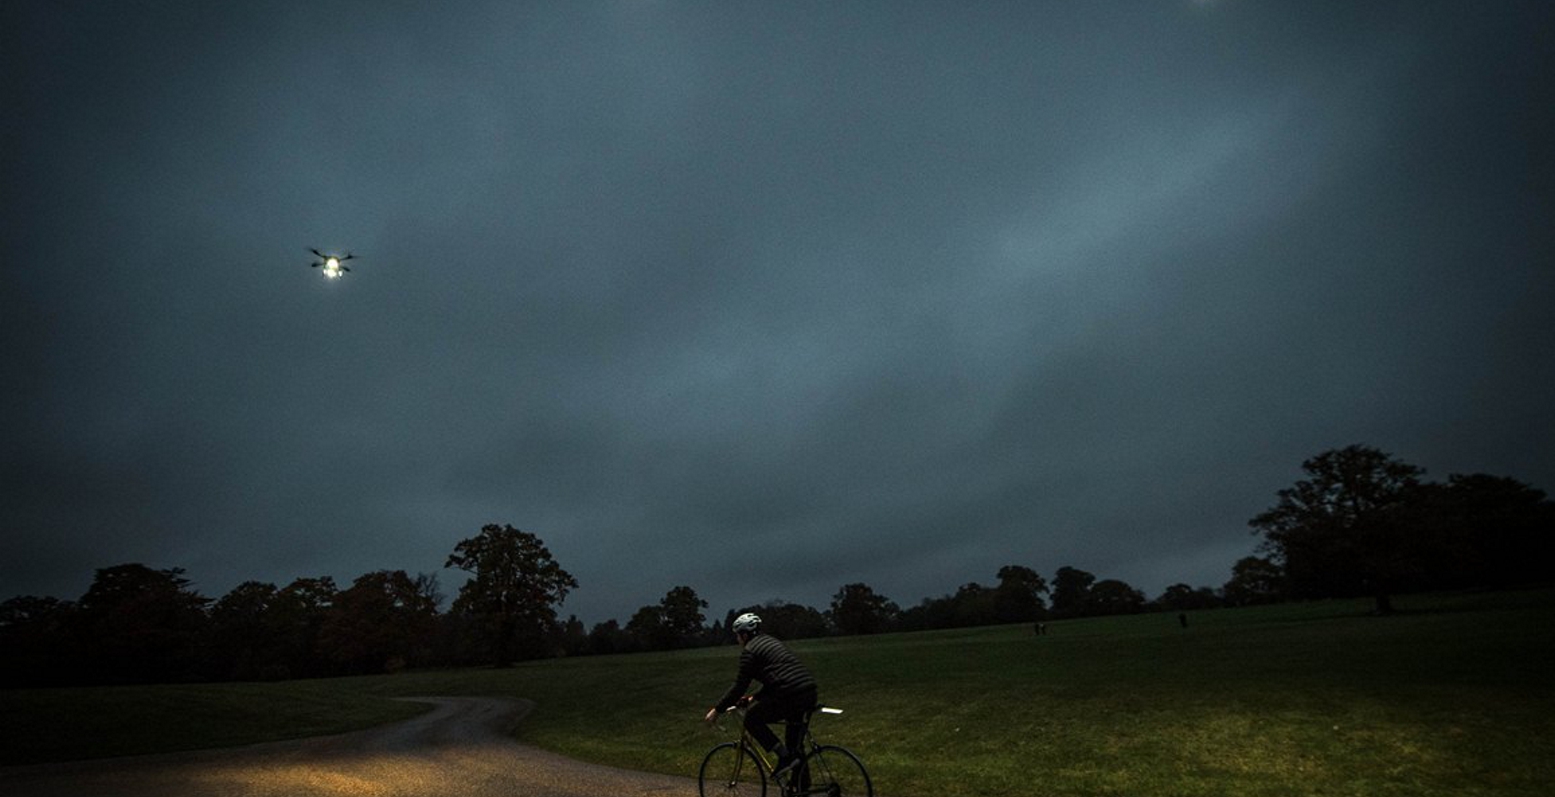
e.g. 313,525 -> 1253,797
0,696 -> 698,796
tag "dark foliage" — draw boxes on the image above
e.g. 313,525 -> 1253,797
5,462 -> 1549,686
445,524 -> 578,666
1251,445 -> 1554,612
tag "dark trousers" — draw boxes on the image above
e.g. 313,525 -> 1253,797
744,687 -> 817,756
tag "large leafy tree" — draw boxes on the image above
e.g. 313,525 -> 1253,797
72,564 -> 211,683
587,618 -> 630,655
1088,579 -> 1146,615
1155,583 -> 1221,612
1431,474 -> 1554,589
1049,566 -> 1095,618
658,585 -> 709,648
1221,556 -> 1285,606
948,582 -> 997,627
270,576 -> 338,678
208,581 -> 283,680
624,587 -> 707,651
1250,445 -> 1425,614
318,570 -> 439,674
626,604 -> 672,651
726,600 -> 831,641
994,565 -> 1049,622
829,582 -> 898,635
446,524 -> 577,666
0,595 -> 77,685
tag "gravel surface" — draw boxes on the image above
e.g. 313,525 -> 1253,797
0,696 -> 698,796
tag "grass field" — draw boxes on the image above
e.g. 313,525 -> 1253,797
4,588 -> 1553,796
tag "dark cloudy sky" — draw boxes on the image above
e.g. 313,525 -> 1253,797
4,1 -> 1552,625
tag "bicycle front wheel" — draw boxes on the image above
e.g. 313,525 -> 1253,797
802,745 -> 872,797
699,741 -> 767,797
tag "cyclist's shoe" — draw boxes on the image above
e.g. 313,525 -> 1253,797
772,753 -> 801,780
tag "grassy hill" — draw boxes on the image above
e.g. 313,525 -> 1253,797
4,588 -> 1552,796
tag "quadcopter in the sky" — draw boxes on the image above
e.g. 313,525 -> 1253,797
309,248 -> 357,279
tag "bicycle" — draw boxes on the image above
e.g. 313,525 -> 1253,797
699,703 -> 873,797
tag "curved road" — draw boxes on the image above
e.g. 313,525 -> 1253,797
0,697 -> 698,796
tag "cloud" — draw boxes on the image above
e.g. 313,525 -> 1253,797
3,1 -> 1552,625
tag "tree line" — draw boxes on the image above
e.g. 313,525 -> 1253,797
3,445 -> 1548,687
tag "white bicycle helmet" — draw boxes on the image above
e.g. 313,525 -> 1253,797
732,612 -> 762,634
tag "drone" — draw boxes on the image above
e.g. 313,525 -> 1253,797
309,248 -> 357,279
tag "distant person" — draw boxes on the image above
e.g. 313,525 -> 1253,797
703,612 -> 818,778
1179,613 -> 1189,629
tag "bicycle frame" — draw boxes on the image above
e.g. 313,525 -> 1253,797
714,705 -> 848,796
716,708 -> 783,783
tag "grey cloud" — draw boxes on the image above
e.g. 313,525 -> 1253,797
4,1 -> 1551,623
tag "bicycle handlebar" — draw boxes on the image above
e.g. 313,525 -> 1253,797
719,704 -> 845,716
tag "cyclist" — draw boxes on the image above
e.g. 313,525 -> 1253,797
703,612 -> 818,777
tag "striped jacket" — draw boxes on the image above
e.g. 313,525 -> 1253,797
716,633 -> 817,710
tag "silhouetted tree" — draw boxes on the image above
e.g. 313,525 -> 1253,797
208,581 -> 283,680
1049,566 -> 1096,618
726,601 -> 831,641
0,595 -> 77,686
318,570 -> 439,674
1250,445 -> 1425,614
556,615 -> 588,657
427,607 -> 483,667
659,586 -> 709,648
71,564 -> 211,683
1431,474 -> 1555,589
948,582 -> 998,627
269,576 -> 337,678
626,604 -> 672,651
626,586 -> 710,651
1221,556 -> 1285,606
587,619 -> 631,655
445,524 -> 578,666
1088,579 -> 1146,615
829,583 -> 898,635
1153,583 -> 1220,612
994,565 -> 1049,623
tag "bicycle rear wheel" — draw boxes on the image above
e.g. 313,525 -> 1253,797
699,741 -> 767,797
801,745 -> 872,797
